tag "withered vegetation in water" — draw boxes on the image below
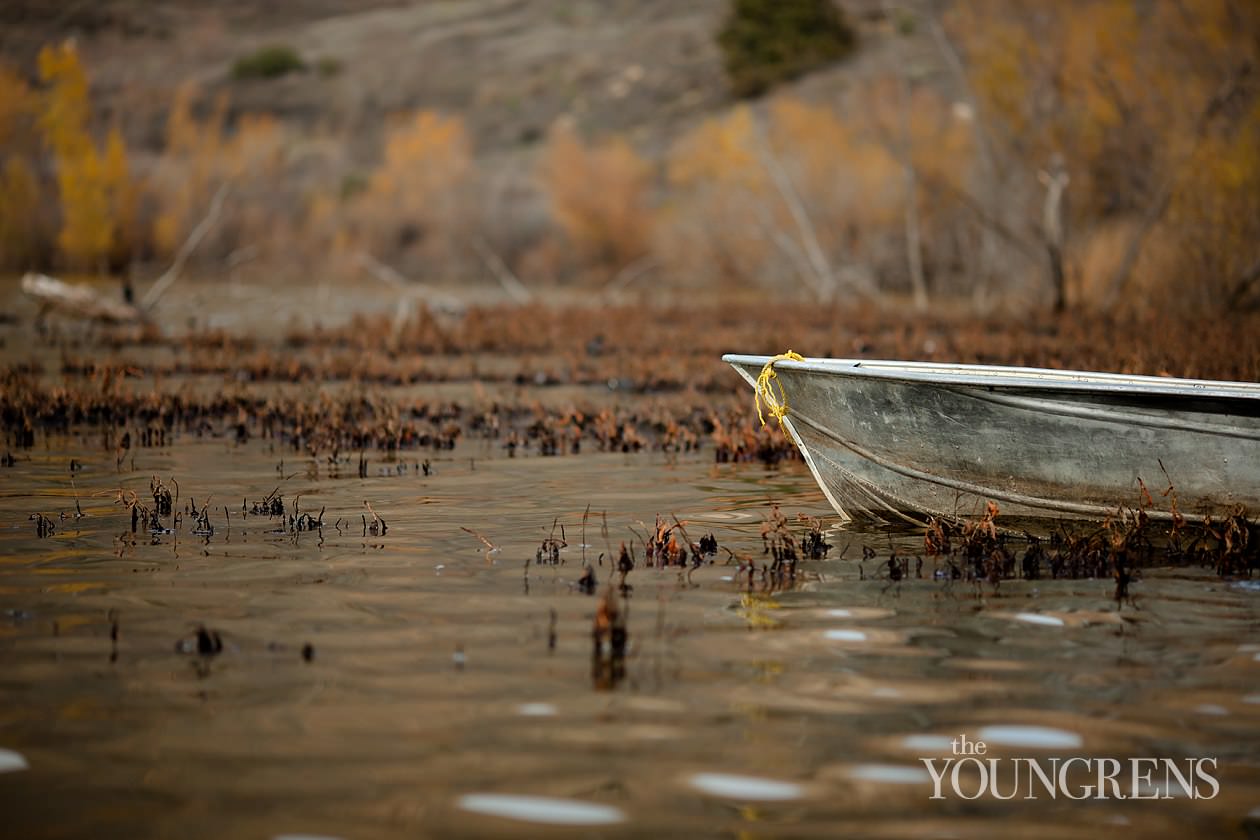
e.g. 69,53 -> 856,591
591,584 -> 629,691
28,512 -> 56,538
920,492 -> 1259,597
7,304 -> 1260,602
8,303 -> 1260,466
56,302 -> 1260,386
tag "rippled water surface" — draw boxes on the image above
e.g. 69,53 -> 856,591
1,435 -> 1259,839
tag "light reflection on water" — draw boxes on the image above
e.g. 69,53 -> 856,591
687,772 -> 805,800
0,437 -> 1258,838
457,793 -> 626,825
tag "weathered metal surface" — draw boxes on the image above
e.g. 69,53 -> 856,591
724,355 -> 1260,524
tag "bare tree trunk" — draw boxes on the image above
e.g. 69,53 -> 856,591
1046,243 -> 1066,313
1039,161 -> 1070,313
903,174 -> 927,311
891,61 -> 928,312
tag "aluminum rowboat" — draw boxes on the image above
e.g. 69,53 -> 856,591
723,355 -> 1260,524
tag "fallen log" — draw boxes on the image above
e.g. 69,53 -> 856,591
20,273 -> 143,324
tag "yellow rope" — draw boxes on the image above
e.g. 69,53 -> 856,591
754,351 -> 805,432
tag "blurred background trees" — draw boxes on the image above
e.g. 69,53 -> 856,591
947,0 -> 1260,311
0,0 -> 1255,313
1,43 -> 135,272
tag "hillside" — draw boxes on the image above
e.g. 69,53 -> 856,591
2,1 -> 1256,314
4,1 -> 931,153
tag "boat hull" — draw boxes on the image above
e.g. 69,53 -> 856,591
724,355 -> 1260,523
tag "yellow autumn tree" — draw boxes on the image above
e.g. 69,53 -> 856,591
101,125 -> 137,267
668,105 -> 763,191
768,96 -> 901,230
345,110 -> 472,265
37,41 -> 134,271
763,97 -> 895,299
664,97 -> 906,296
539,121 -> 653,270
372,111 -> 469,201
662,106 -> 772,287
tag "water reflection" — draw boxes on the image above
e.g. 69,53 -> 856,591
0,749 -> 29,773
822,628 -> 868,642
457,794 -> 625,825
976,725 -> 1084,750
1012,611 -> 1067,627
687,772 -> 805,801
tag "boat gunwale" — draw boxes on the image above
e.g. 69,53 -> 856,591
721,354 -> 1260,402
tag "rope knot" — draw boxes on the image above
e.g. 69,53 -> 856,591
754,351 -> 805,432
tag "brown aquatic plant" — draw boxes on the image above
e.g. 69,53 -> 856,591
591,584 -> 629,690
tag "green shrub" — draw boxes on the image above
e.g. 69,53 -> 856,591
231,45 -> 306,80
717,0 -> 856,98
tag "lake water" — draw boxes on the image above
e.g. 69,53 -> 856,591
2,434 -> 1259,838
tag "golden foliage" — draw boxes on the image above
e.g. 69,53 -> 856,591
37,43 -> 91,159
0,9 -> 1248,305
854,81 -> 972,194
668,106 -> 762,191
661,107 -> 769,285
37,41 -> 133,270
101,126 -> 137,264
539,122 -> 653,268
55,146 -> 112,268
372,111 -> 469,202
221,114 -> 288,253
768,96 -> 901,226
662,95 -> 940,290
340,110 -> 472,263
